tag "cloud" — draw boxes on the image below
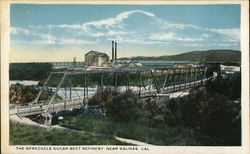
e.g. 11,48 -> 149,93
11,26 -> 55,40
182,43 -> 202,47
11,9 -> 240,48
82,10 -> 154,30
149,32 -> 208,42
167,23 -> 201,30
150,32 -> 176,41
176,37 -> 205,42
57,39 -> 97,45
11,27 -> 31,35
48,10 -> 155,31
106,30 -> 128,36
48,24 -> 83,29
206,28 -> 240,41
13,39 -> 96,45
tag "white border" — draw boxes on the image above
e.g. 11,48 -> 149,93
1,1 -> 249,154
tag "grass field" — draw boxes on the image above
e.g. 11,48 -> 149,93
61,114 -> 210,146
9,121 -> 130,145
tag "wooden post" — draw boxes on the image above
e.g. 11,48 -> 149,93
178,69 -> 182,90
64,82 -> 67,99
185,69 -> 187,88
86,74 -> 89,107
181,69 -> 183,89
17,104 -> 19,115
173,69 -> 176,91
126,73 -> 128,92
189,68 -> 192,87
40,105 -> 43,114
176,70 -> 179,90
161,69 -> 164,84
69,81 -> 72,100
128,73 -> 130,91
84,74 -> 86,105
139,72 -> 141,97
167,71 -> 170,92
201,67 -> 204,84
113,73 -> 118,89
150,70 -> 159,93
194,68 -> 197,86
100,73 -> 103,92
162,69 -> 168,92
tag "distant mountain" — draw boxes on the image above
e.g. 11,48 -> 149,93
119,50 -> 241,63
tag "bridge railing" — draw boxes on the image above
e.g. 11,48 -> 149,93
139,76 -> 214,98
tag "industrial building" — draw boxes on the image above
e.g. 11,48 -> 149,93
85,51 -> 109,67
84,41 -> 142,68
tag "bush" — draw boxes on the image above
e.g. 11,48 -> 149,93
179,87 -> 241,145
10,63 -> 52,80
206,73 -> 241,99
89,88 -> 140,122
88,88 -> 119,106
105,91 -> 140,121
142,74 -> 241,145
9,83 -> 60,104
144,99 -> 168,126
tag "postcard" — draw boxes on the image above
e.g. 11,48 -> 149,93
1,0 -> 249,154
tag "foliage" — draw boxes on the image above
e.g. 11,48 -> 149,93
61,113 -> 205,146
141,73 -> 241,145
10,63 -> 53,80
179,87 -> 241,145
88,88 -> 119,106
206,73 -> 241,99
105,91 -> 140,121
9,121 -> 129,145
9,83 -> 60,104
144,99 -> 172,127
89,88 -> 140,121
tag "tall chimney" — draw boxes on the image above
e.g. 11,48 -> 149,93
73,57 -> 76,68
115,42 -> 117,60
112,41 -> 114,60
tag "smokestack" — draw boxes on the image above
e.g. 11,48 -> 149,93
115,42 -> 117,60
112,41 -> 114,60
73,57 -> 76,68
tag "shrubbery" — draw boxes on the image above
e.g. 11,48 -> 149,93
143,73 -> 241,145
206,73 -> 241,99
180,88 -> 241,145
9,83 -> 60,104
10,63 -> 53,80
89,88 -> 140,121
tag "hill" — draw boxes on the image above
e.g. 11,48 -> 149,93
119,50 -> 241,63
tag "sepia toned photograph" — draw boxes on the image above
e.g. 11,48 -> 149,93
1,1 -> 249,154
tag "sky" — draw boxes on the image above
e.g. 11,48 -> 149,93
10,4 -> 241,62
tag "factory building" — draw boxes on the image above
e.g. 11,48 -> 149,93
84,41 -> 142,68
85,51 -> 109,67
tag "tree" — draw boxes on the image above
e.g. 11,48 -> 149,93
88,88 -> 140,121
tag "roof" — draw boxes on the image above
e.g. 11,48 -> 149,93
85,51 -> 109,58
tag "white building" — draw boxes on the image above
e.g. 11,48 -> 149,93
85,51 -> 109,67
